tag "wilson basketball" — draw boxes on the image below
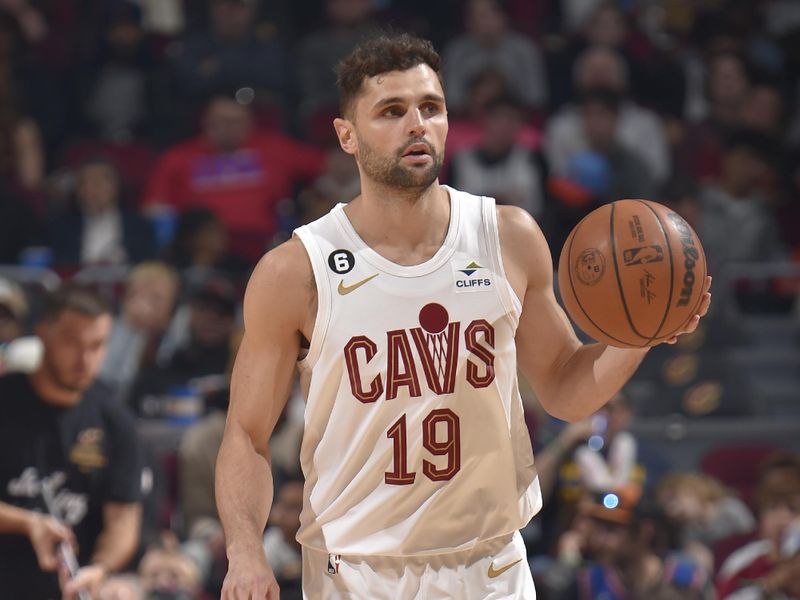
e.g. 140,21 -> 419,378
557,199 -> 707,348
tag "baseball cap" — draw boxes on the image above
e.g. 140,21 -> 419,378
0,278 -> 27,321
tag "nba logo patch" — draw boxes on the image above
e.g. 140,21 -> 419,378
327,554 -> 341,575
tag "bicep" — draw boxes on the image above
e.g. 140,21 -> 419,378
102,502 -> 141,532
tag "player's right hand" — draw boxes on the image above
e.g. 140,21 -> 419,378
222,551 -> 280,600
26,513 -> 76,572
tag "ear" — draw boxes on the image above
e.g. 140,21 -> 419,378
333,117 -> 357,156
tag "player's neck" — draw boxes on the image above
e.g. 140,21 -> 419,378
28,369 -> 82,407
345,182 -> 450,265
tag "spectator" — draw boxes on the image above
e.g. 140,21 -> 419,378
97,573 -> 146,600
48,157 -> 155,267
696,130 -> 786,271
449,95 -> 548,218
99,261 -> 180,403
78,1 -> 163,143
138,532 -> 201,599
143,94 -> 325,262
263,479 -> 303,591
656,472 -> 755,570
716,454 -> 800,599
295,0 -> 377,132
170,0 -> 290,119
0,284 -> 142,599
130,279 -> 237,407
0,180 -> 40,263
0,11 -> 45,193
296,146 -> 360,225
165,207 -> 250,280
739,81 -> 787,138
443,0 -> 547,115
544,45 -> 670,186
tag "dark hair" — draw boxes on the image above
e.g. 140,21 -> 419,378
335,32 -> 442,117
40,284 -> 112,322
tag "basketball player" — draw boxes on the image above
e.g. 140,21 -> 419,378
216,33 -> 711,599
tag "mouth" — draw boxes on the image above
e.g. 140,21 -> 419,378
401,143 -> 432,158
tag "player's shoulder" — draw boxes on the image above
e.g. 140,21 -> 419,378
495,204 -> 546,247
245,237 -> 314,312
495,205 -> 552,283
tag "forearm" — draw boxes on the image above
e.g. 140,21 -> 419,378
0,501 -> 34,535
91,504 -> 141,572
543,344 -> 648,422
215,420 -> 274,556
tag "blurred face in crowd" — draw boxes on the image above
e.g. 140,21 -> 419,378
588,517 -> 634,565
661,488 -> 706,525
604,393 -> 632,440
270,481 -> 304,545
210,0 -> 256,39
189,220 -> 228,266
739,85 -> 783,134
466,0 -> 508,41
189,299 -> 234,348
76,163 -> 120,215
482,103 -> 523,154
327,0 -> 372,27
581,100 -> 618,153
586,4 -> 627,47
36,310 -> 112,402
335,64 -> 447,192
106,18 -> 144,60
708,53 -> 749,111
97,575 -> 145,600
575,48 -> 627,94
123,272 -> 177,334
139,548 -> 200,594
722,145 -> 770,197
203,98 -> 253,153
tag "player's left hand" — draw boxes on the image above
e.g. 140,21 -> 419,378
60,563 -> 106,600
663,276 -> 712,345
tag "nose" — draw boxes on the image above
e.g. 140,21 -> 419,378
407,108 -> 426,137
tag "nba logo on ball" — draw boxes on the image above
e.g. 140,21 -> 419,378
574,248 -> 606,286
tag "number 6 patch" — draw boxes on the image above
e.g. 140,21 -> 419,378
328,249 -> 355,274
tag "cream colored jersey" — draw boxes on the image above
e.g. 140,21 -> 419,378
293,186 -> 542,557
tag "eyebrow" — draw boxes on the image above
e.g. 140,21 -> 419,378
372,93 -> 445,110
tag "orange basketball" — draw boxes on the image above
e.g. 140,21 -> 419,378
557,199 -> 707,348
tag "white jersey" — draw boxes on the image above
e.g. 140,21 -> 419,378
293,186 -> 542,557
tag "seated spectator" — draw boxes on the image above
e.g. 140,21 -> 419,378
656,473 -> 755,571
449,96 -> 548,219
99,261 -> 180,403
443,0 -> 547,116
295,0 -> 377,134
544,45 -> 670,186
97,573 -> 145,600
48,157 -> 155,267
131,279 -> 237,410
139,532 -> 201,599
263,479 -> 303,591
716,454 -> 800,598
165,207 -> 250,281
170,0 -> 290,120
696,130 -> 786,272
296,146 -> 360,226
143,94 -> 325,262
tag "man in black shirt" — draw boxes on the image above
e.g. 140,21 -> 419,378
0,284 -> 143,599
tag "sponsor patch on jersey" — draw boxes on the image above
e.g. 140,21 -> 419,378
452,261 -> 493,293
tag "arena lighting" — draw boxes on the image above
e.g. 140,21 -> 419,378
602,493 -> 620,509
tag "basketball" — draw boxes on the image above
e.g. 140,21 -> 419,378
557,199 -> 707,348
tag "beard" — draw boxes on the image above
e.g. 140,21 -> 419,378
358,137 -> 443,191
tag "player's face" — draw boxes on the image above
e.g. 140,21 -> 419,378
38,310 -> 112,397
346,64 -> 447,191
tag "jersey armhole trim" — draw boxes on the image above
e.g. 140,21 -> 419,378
482,198 -> 523,322
294,227 -> 331,372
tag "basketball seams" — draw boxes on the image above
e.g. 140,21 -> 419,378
608,202 -> 650,346
658,237 -> 707,338
565,208 -> 638,347
636,200 -> 674,342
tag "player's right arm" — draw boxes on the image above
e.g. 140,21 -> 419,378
0,502 -> 75,571
216,238 -> 314,600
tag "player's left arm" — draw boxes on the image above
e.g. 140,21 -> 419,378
499,206 -> 710,422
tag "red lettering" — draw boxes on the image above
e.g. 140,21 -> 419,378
386,330 -> 422,400
422,408 -> 461,481
344,336 -> 383,403
465,320 -> 495,388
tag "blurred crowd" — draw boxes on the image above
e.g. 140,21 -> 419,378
1,0 -> 800,598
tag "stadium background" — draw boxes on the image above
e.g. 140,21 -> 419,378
0,0 -> 799,597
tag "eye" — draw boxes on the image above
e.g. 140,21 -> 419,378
421,103 -> 441,115
382,106 -> 403,117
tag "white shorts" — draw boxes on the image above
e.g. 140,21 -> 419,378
301,531 -> 536,599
